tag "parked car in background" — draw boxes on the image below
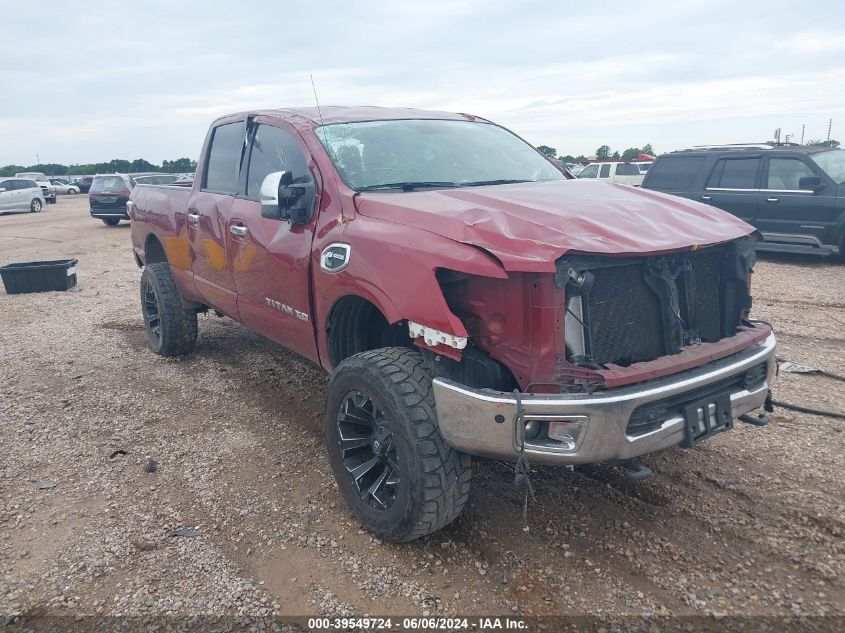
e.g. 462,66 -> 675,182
577,161 -> 645,186
132,174 -> 180,186
89,173 -> 182,225
50,179 -> 80,194
77,176 -> 94,193
15,172 -> 56,203
642,144 -> 845,256
0,178 -> 46,213
89,174 -> 134,225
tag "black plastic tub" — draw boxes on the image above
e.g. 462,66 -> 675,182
0,259 -> 79,294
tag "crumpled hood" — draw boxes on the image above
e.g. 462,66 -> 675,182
354,180 -> 756,272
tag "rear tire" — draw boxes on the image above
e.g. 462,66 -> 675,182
325,347 -> 471,542
102,218 -> 120,226
140,262 -> 198,356
30,199 -> 42,213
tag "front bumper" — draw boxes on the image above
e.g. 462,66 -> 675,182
432,330 -> 776,465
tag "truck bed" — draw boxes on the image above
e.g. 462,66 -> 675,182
129,183 -> 195,290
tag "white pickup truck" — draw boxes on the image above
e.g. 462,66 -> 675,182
577,161 -> 644,186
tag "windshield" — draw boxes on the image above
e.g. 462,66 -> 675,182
90,176 -> 128,193
810,149 -> 845,184
315,119 -> 565,191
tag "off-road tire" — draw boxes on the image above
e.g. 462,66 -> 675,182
102,218 -> 120,226
140,262 -> 197,356
325,347 -> 471,542
30,199 -> 42,213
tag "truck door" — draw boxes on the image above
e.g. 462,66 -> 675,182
229,118 -> 320,362
700,155 -> 762,225
756,155 -> 836,247
187,120 -> 245,319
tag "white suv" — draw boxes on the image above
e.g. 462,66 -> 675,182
577,161 -> 645,186
15,172 -> 56,203
0,178 -> 46,213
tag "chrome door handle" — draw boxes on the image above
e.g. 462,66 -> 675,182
700,195 -> 711,201
229,225 -> 248,237
766,197 -> 779,203
187,212 -> 200,226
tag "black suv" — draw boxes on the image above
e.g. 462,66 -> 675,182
642,144 -> 845,256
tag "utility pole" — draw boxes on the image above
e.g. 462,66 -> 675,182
828,118 -> 833,142
800,124 -> 805,145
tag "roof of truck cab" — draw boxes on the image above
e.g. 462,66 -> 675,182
221,106 -> 488,126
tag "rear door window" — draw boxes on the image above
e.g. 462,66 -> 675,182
766,158 -> 815,190
707,157 -> 761,189
599,164 -> 611,178
245,124 -> 310,198
644,156 -> 706,190
203,122 -> 245,194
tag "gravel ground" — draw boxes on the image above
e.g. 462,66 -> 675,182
1,197 -> 843,630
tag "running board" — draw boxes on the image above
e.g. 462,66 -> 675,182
756,242 -> 836,257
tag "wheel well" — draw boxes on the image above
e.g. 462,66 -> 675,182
145,235 -> 167,265
327,296 -> 410,367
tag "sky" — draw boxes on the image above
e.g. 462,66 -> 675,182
1,0 -> 844,166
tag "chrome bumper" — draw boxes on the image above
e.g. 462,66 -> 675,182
432,332 -> 777,465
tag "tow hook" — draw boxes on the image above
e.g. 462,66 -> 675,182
739,412 -> 770,426
620,459 -> 653,481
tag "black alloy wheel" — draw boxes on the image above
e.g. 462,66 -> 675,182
142,277 -> 162,346
138,262 -> 197,356
336,390 -> 400,510
325,347 -> 471,542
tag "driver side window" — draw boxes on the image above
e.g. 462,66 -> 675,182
245,124 -> 310,198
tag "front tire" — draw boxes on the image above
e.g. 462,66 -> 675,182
102,218 -> 120,226
140,262 -> 198,356
30,199 -> 42,213
325,348 -> 471,542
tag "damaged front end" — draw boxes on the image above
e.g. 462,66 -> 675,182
429,235 -> 777,465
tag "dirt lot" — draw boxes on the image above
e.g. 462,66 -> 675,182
1,196 -> 843,629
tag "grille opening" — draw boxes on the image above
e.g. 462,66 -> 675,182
565,247 -> 734,368
584,264 -> 665,367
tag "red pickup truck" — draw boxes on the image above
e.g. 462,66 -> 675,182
129,107 -> 776,542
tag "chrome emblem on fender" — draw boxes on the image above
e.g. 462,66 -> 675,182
320,243 -> 351,272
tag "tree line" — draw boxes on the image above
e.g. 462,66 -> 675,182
536,139 -> 840,164
0,157 -> 198,178
536,144 -> 655,163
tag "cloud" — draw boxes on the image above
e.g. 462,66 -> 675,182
0,0 -> 843,163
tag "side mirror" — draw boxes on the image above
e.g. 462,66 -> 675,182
798,175 -> 824,192
259,170 -> 315,224
260,171 -> 286,219
0,188 -> 5,193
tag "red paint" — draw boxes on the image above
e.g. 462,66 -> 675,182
130,106 -> 763,392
